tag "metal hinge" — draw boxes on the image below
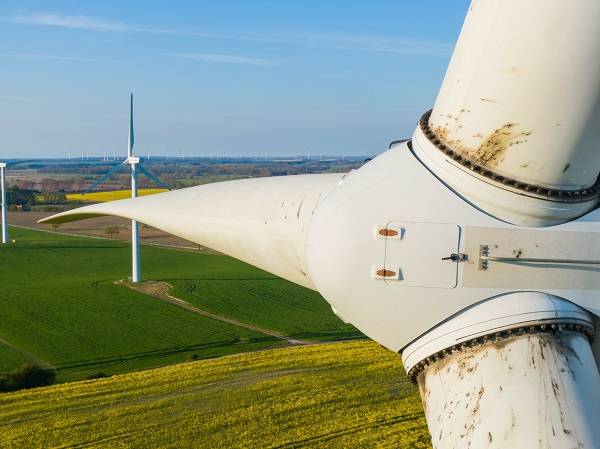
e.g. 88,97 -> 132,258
378,228 -> 399,237
374,268 -> 397,279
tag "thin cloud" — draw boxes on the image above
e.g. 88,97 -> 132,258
8,12 -> 245,39
165,53 -> 275,66
0,53 -> 123,63
9,12 -> 452,57
11,12 -> 127,31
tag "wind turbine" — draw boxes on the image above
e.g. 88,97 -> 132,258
0,162 -> 7,244
81,94 -> 169,282
42,2 -> 600,447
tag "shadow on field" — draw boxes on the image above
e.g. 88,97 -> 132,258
54,337 -> 282,371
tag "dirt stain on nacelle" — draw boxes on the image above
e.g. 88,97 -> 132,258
433,121 -> 532,169
473,123 -> 520,166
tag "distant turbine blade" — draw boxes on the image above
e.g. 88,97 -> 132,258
137,164 -> 171,190
83,163 -> 125,194
128,93 -> 134,158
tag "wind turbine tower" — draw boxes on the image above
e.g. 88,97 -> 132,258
127,94 -> 141,282
0,162 -> 7,244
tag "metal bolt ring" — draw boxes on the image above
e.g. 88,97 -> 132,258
419,110 -> 600,203
405,321 -> 594,383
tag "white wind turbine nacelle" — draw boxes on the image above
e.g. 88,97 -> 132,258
41,1 -> 600,447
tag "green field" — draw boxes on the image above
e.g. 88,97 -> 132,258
66,188 -> 168,202
0,227 -> 361,382
170,279 -> 354,341
0,341 -> 431,449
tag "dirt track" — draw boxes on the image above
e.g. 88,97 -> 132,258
124,280 -> 311,346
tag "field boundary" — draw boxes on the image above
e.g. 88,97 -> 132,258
0,335 -> 52,369
122,280 -> 312,346
8,224 -> 199,251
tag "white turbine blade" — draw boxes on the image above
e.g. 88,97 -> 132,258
39,173 -> 344,289
128,93 -> 134,158
137,164 -> 170,190
83,163 -> 126,194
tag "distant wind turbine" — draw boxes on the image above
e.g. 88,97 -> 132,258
82,94 -> 169,282
0,162 -> 7,244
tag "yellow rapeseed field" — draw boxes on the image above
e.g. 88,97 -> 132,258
66,188 -> 168,203
0,341 -> 431,449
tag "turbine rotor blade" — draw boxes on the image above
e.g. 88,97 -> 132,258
137,164 -> 170,190
40,173 -> 344,289
83,163 -> 126,194
128,93 -> 134,158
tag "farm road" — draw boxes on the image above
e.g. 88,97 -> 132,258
122,280 -> 311,346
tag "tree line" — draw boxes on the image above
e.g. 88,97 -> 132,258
5,186 -> 68,210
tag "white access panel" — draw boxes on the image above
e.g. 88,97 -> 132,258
384,222 -> 460,288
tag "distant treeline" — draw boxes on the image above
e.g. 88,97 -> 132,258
29,159 -> 367,191
6,187 -> 69,210
7,158 -> 369,195
39,159 -> 365,178
13,177 -> 88,193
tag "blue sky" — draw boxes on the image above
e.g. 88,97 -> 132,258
0,1 -> 470,158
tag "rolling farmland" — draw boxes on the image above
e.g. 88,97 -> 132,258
66,188 -> 168,202
0,227 -> 360,382
0,341 -> 431,449
170,279 -> 355,341
8,211 -> 198,248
